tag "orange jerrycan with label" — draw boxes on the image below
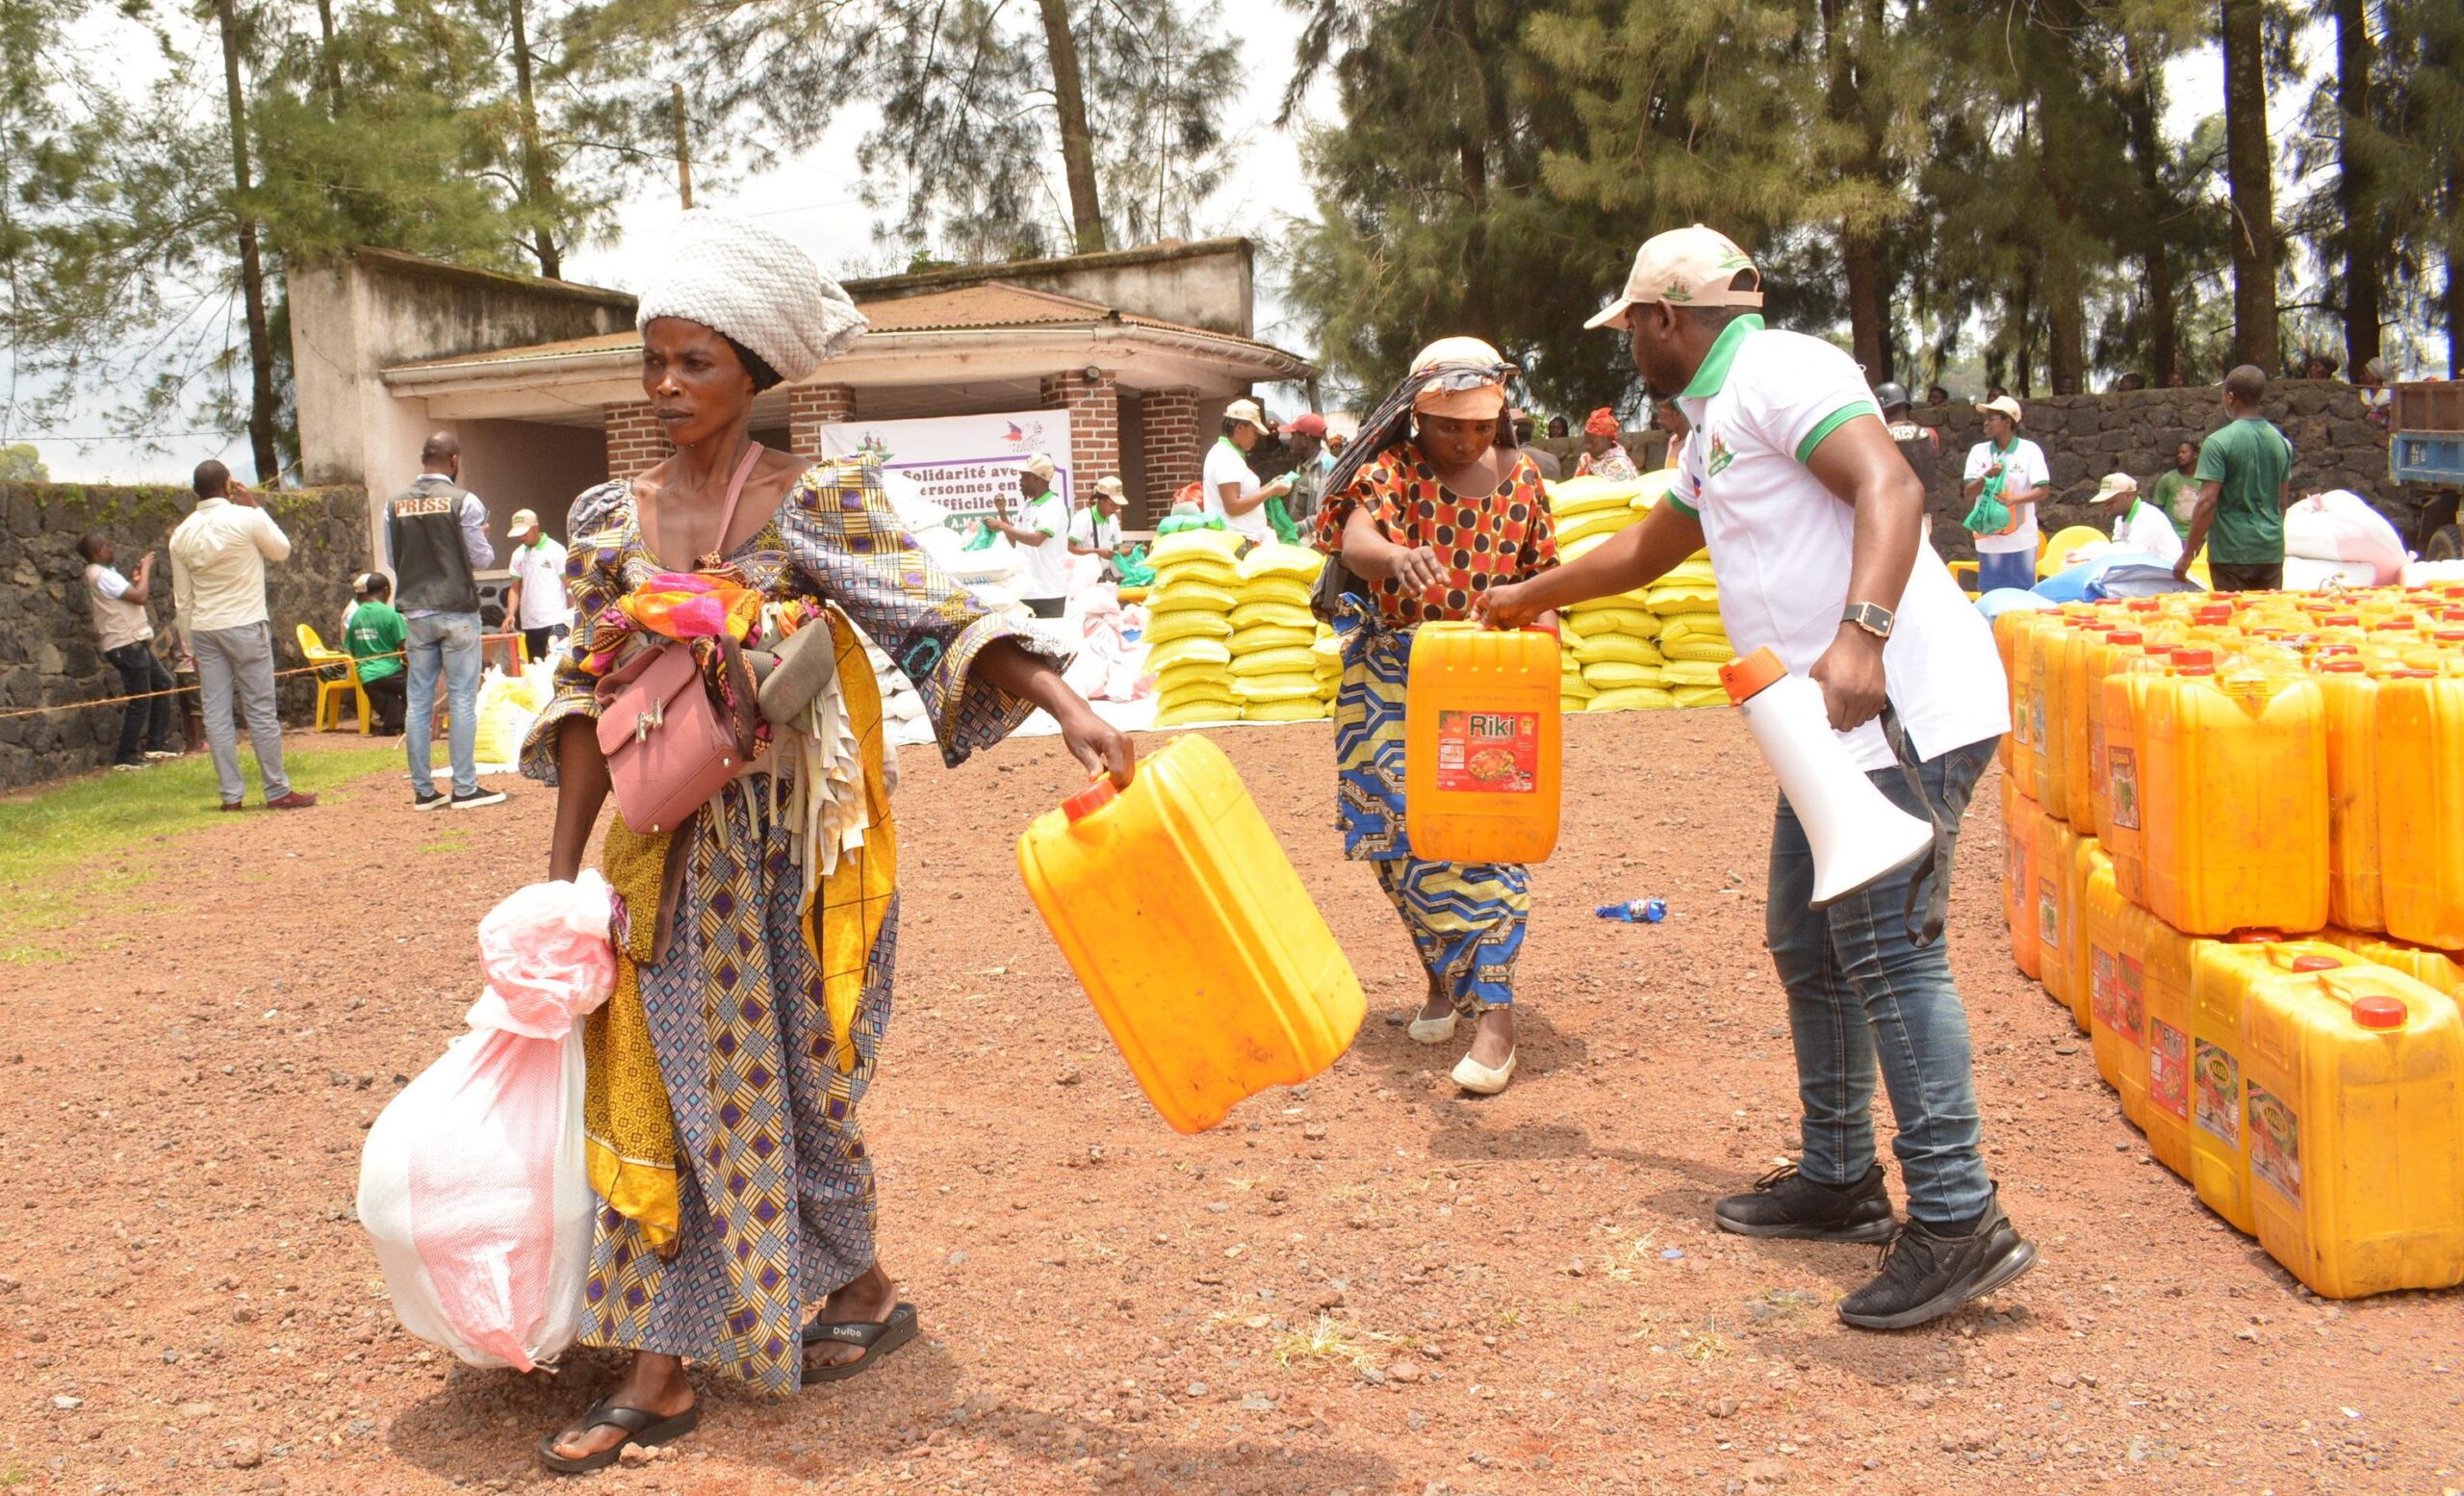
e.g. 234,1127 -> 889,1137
2242,954 -> 2464,1298
1403,622 -> 1561,864
2037,815 -> 2085,1030
2138,916 -> 2202,1178
2376,672 -> 2464,950
2030,617 -> 2092,823
2083,861 -> 2150,1124
2316,661 -> 2387,933
2142,663 -> 2329,936
2005,778 -> 2040,981
2072,629 -> 2143,838
2188,938 -> 2348,1233
2065,837 -> 2110,1034
1016,735 -> 1367,1133
1994,609 -> 2043,774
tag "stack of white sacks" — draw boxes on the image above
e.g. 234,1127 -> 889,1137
1227,542 -> 1327,723
1543,471 -> 1734,712
1146,530 -> 1245,726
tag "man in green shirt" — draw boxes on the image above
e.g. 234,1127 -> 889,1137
2147,438 -> 2198,539
344,574 -> 408,733
2176,364 -> 2293,591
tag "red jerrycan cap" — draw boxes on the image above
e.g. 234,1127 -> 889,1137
2290,953 -> 2343,971
2319,658 -> 2364,673
2194,604 -> 2234,625
1063,777 -> 1121,823
1719,646 -> 1787,706
2351,994 -> 2408,1029
2105,630 -> 2143,645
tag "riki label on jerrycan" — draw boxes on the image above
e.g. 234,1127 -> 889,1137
1016,735 -> 1367,1134
1403,622 -> 1561,864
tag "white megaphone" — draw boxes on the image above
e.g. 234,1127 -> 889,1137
1720,646 -> 1935,906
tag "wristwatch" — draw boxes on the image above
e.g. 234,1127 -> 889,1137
1842,601 -> 1895,640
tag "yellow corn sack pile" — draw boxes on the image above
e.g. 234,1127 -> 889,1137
1147,530 -> 1245,725
1229,542 -> 1329,722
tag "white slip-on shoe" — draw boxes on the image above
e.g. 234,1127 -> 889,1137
1406,1011 -> 1459,1045
1451,1047 -> 1516,1095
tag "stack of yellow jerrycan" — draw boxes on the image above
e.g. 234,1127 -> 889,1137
1992,583 -> 2464,1298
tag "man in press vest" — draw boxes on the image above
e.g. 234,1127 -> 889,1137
1478,224 -> 2032,1330
386,432 -> 502,810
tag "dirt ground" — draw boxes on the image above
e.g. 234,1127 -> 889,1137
2,710 -> 2459,1496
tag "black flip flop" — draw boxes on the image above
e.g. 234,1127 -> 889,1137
800,1302 -> 919,1383
535,1398 -> 702,1475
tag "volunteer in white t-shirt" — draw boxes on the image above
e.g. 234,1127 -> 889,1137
1478,223 -> 2031,1333
985,451 -> 1072,617
2087,472 -> 2184,566
1068,477 -> 1128,560
1961,397 -> 2049,595
502,507 -> 575,663
1201,399 -> 1291,542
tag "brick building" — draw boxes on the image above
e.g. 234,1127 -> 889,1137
288,239 -> 1312,559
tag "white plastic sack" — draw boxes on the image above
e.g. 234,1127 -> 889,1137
2283,555 -> 2379,592
2284,490 -> 2407,584
358,875 -> 616,1370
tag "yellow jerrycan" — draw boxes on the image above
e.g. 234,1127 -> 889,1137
2376,671 -> 2464,950
2037,814 -> 2085,1029
1403,622 -> 1562,864
2188,938 -> 2350,1234
2099,645 -> 2207,907
1994,608 -> 2044,775
2071,628 -> 2144,839
2315,660 -> 2386,934
2142,661 -> 2329,937
2321,928 -> 2464,1004
2064,837 -> 2111,1035
1017,735 -> 1367,1133
2137,916 -> 2203,1179
2031,616 -> 2095,823
2083,862 -> 2150,1125
2005,777 -> 2041,981
2241,954 -> 2464,1298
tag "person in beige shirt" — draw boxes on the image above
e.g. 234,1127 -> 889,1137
167,460 -> 315,811
78,533 -> 180,768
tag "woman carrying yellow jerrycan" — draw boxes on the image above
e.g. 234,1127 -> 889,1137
1313,337 -> 1560,1095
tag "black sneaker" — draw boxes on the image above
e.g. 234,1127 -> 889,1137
1714,1163 -> 1897,1243
449,787 -> 507,811
1837,1189 -> 2039,1330
413,788 -> 449,812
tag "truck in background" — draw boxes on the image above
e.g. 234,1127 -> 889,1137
2391,383 -> 2462,561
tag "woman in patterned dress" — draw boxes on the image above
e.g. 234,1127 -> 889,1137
1313,337 -> 1558,1096
526,213 -> 1132,1471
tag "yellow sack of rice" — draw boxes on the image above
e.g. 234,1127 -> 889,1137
1235,676 -> 1323,710
1149,529 -> 1244,567
1645,582 -> 1720,616
1145,609 -> 1233,644
1545,475 -> 1652,519
1590,685 -> 1678,711
1559,670 -> 1598,700
1157,697 -> 1242,726
1565,604 -> 1660,638
1229,623 -> 1315,654
1580,659 -> 1664,688
1571,633 -> 1664,668
1230,646 -> 1318,679
1310,628 -> 1344,664
1672,684 -> 1729,709
1658,611 -> 1727,641
1156,662 -> 1232,701
1145,635 -> 1232,673
1149,579 -> 1241,615
1229,599 -> 1316,633
1558,534 -> 1654,607
1557,507 -> 1641,548
1237,541 -> 1323,582
1659,555 -> 1716,586
1661,635 -> 1736,664
1233,578 -> 1313,612
1630,469 -> 1679,508
1660,659 -> 1725,689
1244,697 -> 1327,723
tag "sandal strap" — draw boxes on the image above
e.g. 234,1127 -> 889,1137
807,1318 -> 892,1347
583,1401 -> 679,1435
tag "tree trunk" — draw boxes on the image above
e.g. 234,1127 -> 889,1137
1037,0 -> 1105,253
2014,260 -> 2036,397
1448,0 -> 1496,343
2119,32 -> 2178,384
2221,0 -> 2278,371
1822,0 -> 1886,377
313,0 -> 344,118
213,0 -> 278,484
2451,156 -> 2464,377
2333,0 -> 2381,373
508,0 -> 560,278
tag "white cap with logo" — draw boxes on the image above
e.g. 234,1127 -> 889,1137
1586,224 -> 1764,330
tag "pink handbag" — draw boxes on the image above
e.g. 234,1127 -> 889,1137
591,445 -> 764,836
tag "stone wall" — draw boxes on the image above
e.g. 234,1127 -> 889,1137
0,483 -> 372,791
1905,382 -> 2400,562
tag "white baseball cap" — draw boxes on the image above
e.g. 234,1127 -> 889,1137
1586,224 -> 1765,330
508,508 -> 540,531
1975,396 -> 2024,423
1021,452 -> 1056,479
1223,399 -> 1272,433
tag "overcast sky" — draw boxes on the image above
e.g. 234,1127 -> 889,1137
6,19 -> 2440,485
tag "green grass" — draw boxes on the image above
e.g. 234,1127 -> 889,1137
0,742 -> 402,964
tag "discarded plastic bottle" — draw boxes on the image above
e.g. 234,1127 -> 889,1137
1596,898 -> 1666,924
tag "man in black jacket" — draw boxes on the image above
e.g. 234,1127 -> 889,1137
387,431 -> 502,810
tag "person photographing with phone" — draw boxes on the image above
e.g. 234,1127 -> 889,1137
1477,225 -> 2030,1328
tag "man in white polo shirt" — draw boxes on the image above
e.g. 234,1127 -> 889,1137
984,452 -> 1071,617
1479,224 -> 2032,1330
1201,399 -> 1293,542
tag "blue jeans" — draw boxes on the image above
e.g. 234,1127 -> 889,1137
404,611 -> 482,797
1767,734 -> 2000,1226
1974,548 -> 2035,595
